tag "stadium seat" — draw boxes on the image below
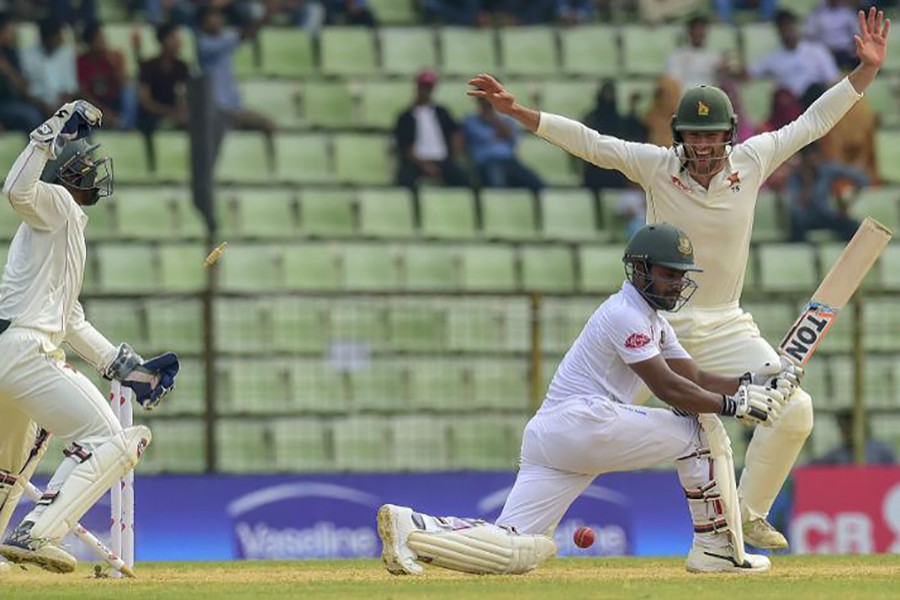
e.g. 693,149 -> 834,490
758,244 -> 817,292
537,80 -> 600,121
863,299 -> 900,352
348,360 -> 410,412
401,243 -> 459,291
334,134 -> 394,185
333,416 -> 393,471
798,357 -> 828,407
864,355 -> 895,408
140,419 -> 206,473
740,23 -> 781,66
0,132 -> 26,180
380,28 -> 437,76
386,302 -> 446,351
707,24 -> 740,55
446,298 -> 529,352
301,81 -> 356,129
93,133 -> 151,183
500,27 -> 557,76
741,300 -> 796,346
95,243 -> 158,292
170,189 -> 207,239
540,189 -> 600,241
233,38 -> 257,78
851,187 -> 900,231
275,133 -> 334,184
481,189 -> 538,240
219,244 -> 283,291
300,189 -> 356,238
433,77 -> 477,119
751,190 -> 784,242
152,132 -> 191,183
341,243 -> 400,290
320,28 -> 377,76
407,359 -> 470,412
871,414 -> 900,457
113,187 -> 179,240
259,29 -> 314,77
215,297 -> 272,353
470,359 -> 530,411
283,243 -> 341,290
861,76 -> 900,127
230,188 -> 299,239
215,132 -> 272,184
578,245 -> 627,293
146,298 -> 203,354
222,359 -> 293,413
368,0 -> 418,24
540,298 -> 597,353
216,420 -> 274,473
330,301 -> 389,346
880,245 -> 900,290
518,136 -> 580,186
239,80 -> 303,129
521,246 -> 576,292
83,299 -> 147,348
273,419 -> 333,472
291,361 -> 349,413
270,298 -> 331,353
359,81 -> 411,129
559,26 -> 619,77
621,24 -> 680,76
391,416 -> 449,471
808,411 -> 841,458
357,188 -> 416,238
460,245 -> 517,291
614,79 -> 657,117
825,355 -> 855,409
419,188 -> 477,239
158,243 -> 206,291
165,358 -> 205,415
449,416 -> 524,470
439,28 -> 498,76
819,241 -> 879,291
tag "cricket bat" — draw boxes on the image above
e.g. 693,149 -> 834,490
779,217 -> 893,366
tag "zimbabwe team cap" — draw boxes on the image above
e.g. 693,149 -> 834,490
672,85 -> 736,132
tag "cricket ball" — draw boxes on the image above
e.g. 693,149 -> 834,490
573,526 -> 595,549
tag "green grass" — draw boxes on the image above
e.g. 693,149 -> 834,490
2,556 -> 898,599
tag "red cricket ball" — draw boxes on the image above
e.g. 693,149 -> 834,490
573,526 -> 595,549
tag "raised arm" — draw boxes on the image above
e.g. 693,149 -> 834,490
847,7 -> 890,94
3,141 -> 69,231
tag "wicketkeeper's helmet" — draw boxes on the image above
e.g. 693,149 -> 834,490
671,85 -> 737,144
41,138 -> 114,206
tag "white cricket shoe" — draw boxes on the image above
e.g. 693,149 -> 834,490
685,538 -> 771,573
377,504 -> 424,576
743,518 -> 789,550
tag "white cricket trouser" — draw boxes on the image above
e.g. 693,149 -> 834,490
496,398 -> 711,536
663,304 -> 814,521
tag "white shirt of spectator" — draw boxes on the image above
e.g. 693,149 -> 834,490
748,40 -> 840,98
412,105 -> 448,161
544,282 -> 689,408
805,2 -> 859,53
665,46 -> 723,91
20,42 -> 78,104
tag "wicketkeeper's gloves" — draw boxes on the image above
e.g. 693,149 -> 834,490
103,343 -> 180,410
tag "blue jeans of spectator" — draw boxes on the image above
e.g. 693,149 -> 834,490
118,84 -> 139,130
144,0 -> 196,26
789,203 -> 859,242
478,158 -> 544,192
714,0 -> 778,23
0,101 -> 44,133
420,0 -> 482,25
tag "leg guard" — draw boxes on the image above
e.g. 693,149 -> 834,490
28,426 -> 150,542
0,428 -> 49,537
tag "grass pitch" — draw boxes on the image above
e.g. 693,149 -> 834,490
2,556 -> 898,599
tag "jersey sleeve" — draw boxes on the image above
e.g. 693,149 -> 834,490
660,319 -> 690,360
742,77 -> 861,181
3,141 -> 74,231
536,112 -> 669,188
65,300 -> 119,373
604,306 -> 661,364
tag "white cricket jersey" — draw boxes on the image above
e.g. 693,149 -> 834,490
536,77 -> 861,308
544,282 -> 689,407
0,141 -> 117,370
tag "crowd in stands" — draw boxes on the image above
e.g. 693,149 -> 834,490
0,0 -> 895,242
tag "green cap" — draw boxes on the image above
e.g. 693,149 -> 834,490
623,223 -> 703,272
671,85 -> 737,142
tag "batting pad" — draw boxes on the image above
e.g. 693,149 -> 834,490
699,415 -> 745,563
30,426 -> 151,541
407,524 -> 556,574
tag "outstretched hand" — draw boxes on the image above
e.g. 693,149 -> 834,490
467,74 -> 517,115
855,7 -> 890,69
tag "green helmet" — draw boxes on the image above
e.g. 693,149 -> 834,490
671,85 -> 737,144
623,223 -> 703,272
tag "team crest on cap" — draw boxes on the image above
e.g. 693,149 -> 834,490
697,101 -> 710,116
677,234 -> 693,257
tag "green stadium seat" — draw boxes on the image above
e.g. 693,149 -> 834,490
259,29 -> 314,77
283,243 -> 341,290
239,80 -> 303,129
273,419 -> 333,471
333,416 -> 392,471
334,134 -> 393,185
871,415 -> 900,457
233,38 -> 257,78
93,133 -> 151,183
230,189 -> 299,239
579,245 -> 626,293
0,247 -> 7,272
751,190 -> 784,242
348,361 -> 410,412
614,79 -> 657,117
707,24 -> 740,55
850,187 -> 900,231
540,298 -> 597,353
341,243 -> 400,290
369,0 -> 418,24
270,298 -> 331,353
402,244 -> 459,291
165,358 -> 205,415
861,76 -> 900,127
357,188 -> 416,238
219,244 -> 283,291
291,361 -> 348,413
470,359 -> 530,411
320,28 -> 377,76
518,136 -> 579,186
741,23 -> 781,66
808,412 -> 841,458
387,302 -> 446,351
152,132 -> 191,183
446,299 -> 528,352
216,420 -> 273,473
222,359 -> 292,413
359,81 -> 412,129
83,200 -> 114,239
481,189 -> 538,240
408,359 -> 470,412
113,187 -> 179,240
521,246 -> 576,292
863,299 -> 900,352
275,133 -> 333,184
741,300 -> 796,346
83,299 -> 147,348
433,79 -> 477,120
170,189 -> 207,239
621,24 -> 680,76
330,301 -> 389,345
880,245 -> 900,290
95,244 -> 158,292
559,26 -> 619,77
215,297 -> 272,353
758,244 -> 817,292
300,190 -> 356,238
140,419 -> 206,473
146,298 -> 203,354
82,251 -> 100,293
798,357 -> 827,406
301,81 -> 356,129
159,243 -> 206,291
449,416 -> 524,470
392,416 -> 449,471
0,132 -> 26,178
541,189 -> 599,241
216,132 -> 272,184
739,80 -> 775,127
419,188 -> 477,239
825,355 -> 854,409
864,355 -> 895,408
500,27 -> 556,76
819,242 -> 879,291
460,245 -> 517,291
439,28 -> 498,76
538,80 -> 600,120
380,28 -> 437,76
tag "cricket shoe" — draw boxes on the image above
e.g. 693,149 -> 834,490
0,522 -> 76,574
685,539 -> 771,573
377,504 -> 424,576
743,517 -> 788,550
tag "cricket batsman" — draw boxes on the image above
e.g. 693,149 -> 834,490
379,223 -> 792,575
0,101 -> 180,573
464,7 -> 890,549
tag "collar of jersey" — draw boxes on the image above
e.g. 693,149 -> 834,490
621,281 -> 658,317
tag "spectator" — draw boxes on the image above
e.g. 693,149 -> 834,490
419,0 -> 488,26
814,408 -> 896,465
666,13 -> 728,91
284,0 -> 326,34
785,142 -> 864,243
196,1 -> 277,136
747,9 -> 839,102
641,75 -> 680,147
714,0 -> 778,23
394,69 -> 469,189
464,95 -> 543,192
819,98 -> 878,182
557,0 -> 598,25
324,0 -> 377,26
492,0 -> 557,25
0,13 -> 43,132
581,81 -> 645,191
77,21 -> 136,129
136,22 -> 189,138
46,0 -> 98,34
804,0 -> 859,71
20,18 -> 78,112
144,0 -> 196,26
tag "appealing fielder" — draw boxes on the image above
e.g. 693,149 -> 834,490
465,7 -> 890,549
0,101 -> 179,573
379,224 -> 792,575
